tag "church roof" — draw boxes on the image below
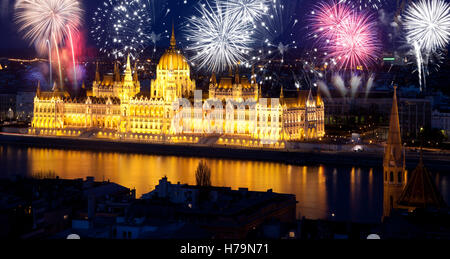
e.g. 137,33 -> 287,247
397,155 -> 447,209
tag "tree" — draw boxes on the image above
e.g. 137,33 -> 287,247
195,160 -> 211,187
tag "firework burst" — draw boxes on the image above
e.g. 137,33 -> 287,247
333,11 -> 381,70
185,1 -> 253,73
219,0 -> 270,23
310,1 -> 353,47
91,0 -> 151,59
310,1 -> 381,70
252,0 -> 300,64
14,0 -> 83,54
338,0 -> 385,11
403,0 -> 450,54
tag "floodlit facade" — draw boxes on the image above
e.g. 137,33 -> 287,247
30,30 -> 325,148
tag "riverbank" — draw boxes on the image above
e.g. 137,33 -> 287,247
1,133 -> 449,171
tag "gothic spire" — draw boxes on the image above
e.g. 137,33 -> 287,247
133,61 -> 138,82
210,72 -> 217,85
95,62 -> 101,82
36,80 -> 41,97
170,22 -> 176,48
384,86 -> 403,168
114,62 -> 120,82
234,64 -> 240,84
124,54 -> 133,83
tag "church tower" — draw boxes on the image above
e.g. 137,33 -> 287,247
383,86 -> 407,219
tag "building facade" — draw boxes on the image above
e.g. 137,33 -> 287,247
30,30 -> 325,148
432,110 -> 450,136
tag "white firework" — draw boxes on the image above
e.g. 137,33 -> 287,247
338,0 -> 385,11
403,0 -> 450,53
14,0 -> 83,54
185,2 -> 253,72
219,0 -> 270,23
91,0 -> 151,59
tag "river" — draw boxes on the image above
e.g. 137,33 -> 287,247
1,145 -> 449,223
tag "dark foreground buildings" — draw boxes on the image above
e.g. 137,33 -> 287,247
0,176 -> 297,239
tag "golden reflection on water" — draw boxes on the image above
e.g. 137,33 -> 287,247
0,146 -> 382,220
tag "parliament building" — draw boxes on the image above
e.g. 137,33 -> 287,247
30,29 -> 325,148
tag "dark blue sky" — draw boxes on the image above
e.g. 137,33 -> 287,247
0,0 -> 399,57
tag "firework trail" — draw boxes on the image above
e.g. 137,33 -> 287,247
185,1 -> 253,73
91,0 -> 152,59
67,25 -> 77,88
365,74 -> 374,99
350,73 -> 362,98
332,74 -> 347,97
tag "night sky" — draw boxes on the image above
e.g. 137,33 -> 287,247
0,0 -> 403,58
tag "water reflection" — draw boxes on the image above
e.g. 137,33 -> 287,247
1,145 -> 448,223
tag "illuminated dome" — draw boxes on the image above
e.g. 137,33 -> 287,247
157,49 -> 189,71
157,27 -> 190,71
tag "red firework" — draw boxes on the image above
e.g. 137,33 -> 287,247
310,1 -> 381,70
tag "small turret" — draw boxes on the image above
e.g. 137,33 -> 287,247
234,65 -> 240,84
36,81 -> 41,97
114,62 -> 120,82
133,62 -> 138,82
210,72 -> 217,85
95,62 -> 101,82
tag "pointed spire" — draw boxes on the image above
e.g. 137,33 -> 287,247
36,81 -> 41,97
234,65 -> 240,84
259,85 -> 262,99
316,87 -> 322,106
95,62 -> 101,82
124,54 -> 133,83
114,62 -> 120,82
81,81 -> 86,89
170,22 -> 176,48
384,85 -> 403,167
210,72 -> 217,85
280,86 -> 284,99
126,54 -> 131,70
52,81 -> 57,92
228,66 -> 233,77
133,61 -> 138,82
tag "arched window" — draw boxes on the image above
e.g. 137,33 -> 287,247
390,172 -> 394,182
398,172 -> 402,183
